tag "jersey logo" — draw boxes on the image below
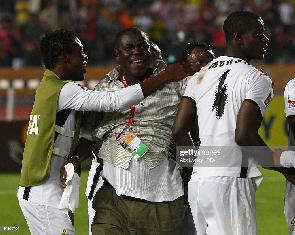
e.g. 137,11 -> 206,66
212,70 -> 229,119
264,92 -> 272,107
27,115 -> 40,135
61,228 -> 68,235
288,94 -> 295,108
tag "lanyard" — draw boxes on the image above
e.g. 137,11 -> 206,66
116,76 -> 136,140
116,70 -> 153,140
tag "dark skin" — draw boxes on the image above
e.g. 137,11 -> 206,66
184,47 -> 214,73
170,46 -> 214,182
173,17 -> 278,171
60,29 -> 194,186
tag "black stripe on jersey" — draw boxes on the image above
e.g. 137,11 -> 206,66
212,70 -> 229,119
244,99 -> 263,121
23,187 -> 31,200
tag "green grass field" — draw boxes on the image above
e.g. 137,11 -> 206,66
0,168 -> 290,235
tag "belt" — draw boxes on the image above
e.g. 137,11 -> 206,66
102,178 -> 149,203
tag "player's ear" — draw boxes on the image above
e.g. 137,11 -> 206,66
60,52 -> 71,63
234,32 -> 243,45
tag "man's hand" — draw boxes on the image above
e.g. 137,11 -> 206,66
60,156 -> 81,187
273,149 -> 284,167
161,62 -> 194,81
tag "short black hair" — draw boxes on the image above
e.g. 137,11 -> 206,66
181,41 -> 214,62
223,10 -> 261,44
113,27 -> 149,50
40,29 -> 78,69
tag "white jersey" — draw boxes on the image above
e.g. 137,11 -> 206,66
282,78 -> 295,166
285,78 -> 295,126
283,78 -> 295,235
184,56 -> 273,179
17,72 -> 145,235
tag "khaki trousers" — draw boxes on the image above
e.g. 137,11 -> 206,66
91,184 -> 183,235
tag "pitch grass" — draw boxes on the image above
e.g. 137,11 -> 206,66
0,168 -> 290,235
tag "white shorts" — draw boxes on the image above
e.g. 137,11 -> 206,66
18,198 -> 75,235
188,176 -> 256,235
285,180 -> 295,234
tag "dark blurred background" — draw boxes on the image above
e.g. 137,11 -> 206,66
0,0 -> 294,68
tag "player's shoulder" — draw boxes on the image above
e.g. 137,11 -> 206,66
286,78 -> 295,89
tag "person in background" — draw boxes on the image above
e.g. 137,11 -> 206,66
179,41 -> 215,235
65,27 -> 192,235
84,39 -> 167,235
273,79 -> 295,235
172,11 -> 275,234
17,28 -> 192,235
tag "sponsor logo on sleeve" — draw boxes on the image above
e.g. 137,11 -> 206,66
264,92 -> 273,107
288,94 -> 295,108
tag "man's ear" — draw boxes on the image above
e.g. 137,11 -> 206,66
234,32 -> 243,45
60,52 -> 71,63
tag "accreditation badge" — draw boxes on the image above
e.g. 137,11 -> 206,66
119,131 -> 148,161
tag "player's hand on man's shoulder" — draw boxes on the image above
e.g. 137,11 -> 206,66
162,62 -> 194,81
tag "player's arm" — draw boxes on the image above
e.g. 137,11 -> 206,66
189,114 -> 200,146
172,97 -> 196,147
140,62 -> 194,97
69,62 -> 194,112
235,100 -> 274,168
172,96 -> 196,184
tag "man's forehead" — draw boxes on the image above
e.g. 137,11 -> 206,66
120,35 -> 149,45
122,30 -> 148,40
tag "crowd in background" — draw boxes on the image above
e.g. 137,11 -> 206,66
0,0 -> 295,68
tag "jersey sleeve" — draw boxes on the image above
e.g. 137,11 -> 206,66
280,150 -> 295,168
59,82 -> 144,112
284,78 -> 295,117
244,70 -> 273,117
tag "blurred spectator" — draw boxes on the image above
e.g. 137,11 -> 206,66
1,0 -> 295,66
28,0 -> 42,15
151,0 -> 171,21
38,1 -> 58,31
133,8 -> 153,36
0,17 -> 13,66
14,0 -> 30,26
11,25 -> 24,69
23,34 -> 41,66
117,2 -> 134,29
211,23 -> 226,57
278,0 -> 293,27
149,14 -> 165,54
